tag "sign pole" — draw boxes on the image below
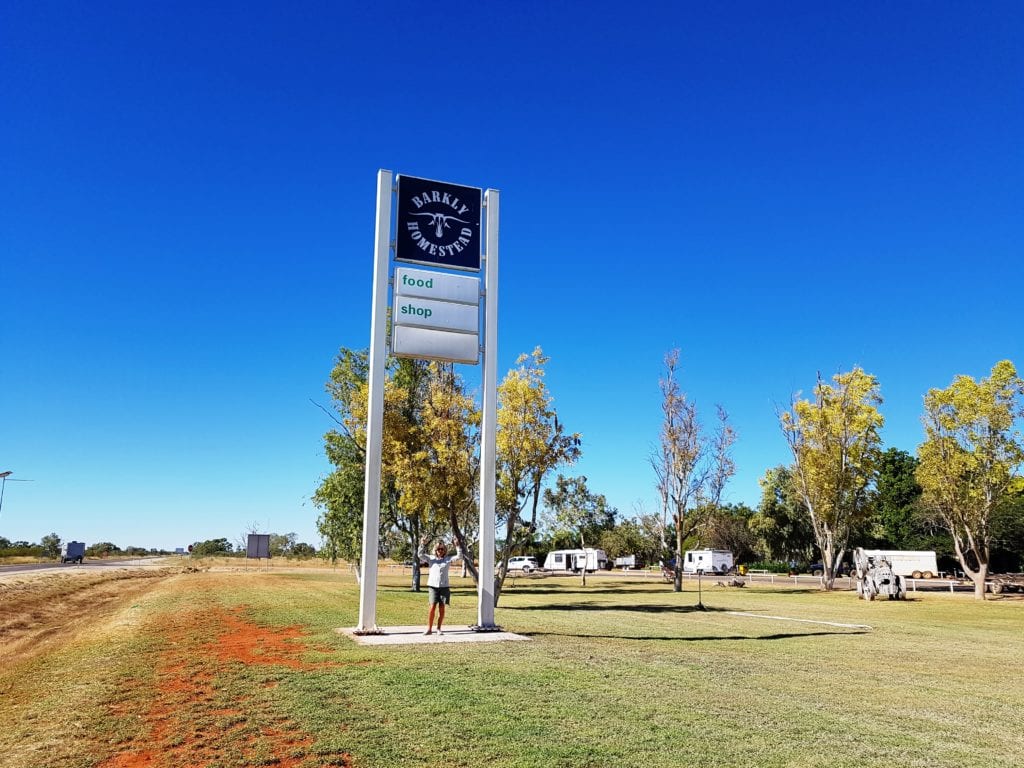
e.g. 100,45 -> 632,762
476,188 -> 499,630
355,168 -> 392,634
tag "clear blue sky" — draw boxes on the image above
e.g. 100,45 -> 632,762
2,2 -> 1021,550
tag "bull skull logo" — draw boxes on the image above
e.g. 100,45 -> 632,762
407,211 -> 471,239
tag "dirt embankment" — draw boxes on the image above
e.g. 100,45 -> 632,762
0,568 -> 173,665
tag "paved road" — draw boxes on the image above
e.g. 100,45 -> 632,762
0,558 -> 167,575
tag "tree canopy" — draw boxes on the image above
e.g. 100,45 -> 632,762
780,368 -> 883,589
653,349 -> 736,591
543,474 -> 617,585
916,360 -> 1024,599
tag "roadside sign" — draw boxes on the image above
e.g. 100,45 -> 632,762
357,170 -> 498,633
394,267 -> 480,305
246,534 -> 270,559
395,175 -> 482,271
392,325 -> 479,365
393,295 -> 479,334
392,266 -> 480,362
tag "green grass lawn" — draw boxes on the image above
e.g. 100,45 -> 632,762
2,570 -> 1022,768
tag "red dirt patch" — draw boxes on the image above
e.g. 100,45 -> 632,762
97,606 -> 352,768
205,609 -> 308,668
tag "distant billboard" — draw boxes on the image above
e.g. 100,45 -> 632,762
246,533 -> 271,559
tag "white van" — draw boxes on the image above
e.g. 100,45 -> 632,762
682,549 -> 733,575
543,548 -> 608,573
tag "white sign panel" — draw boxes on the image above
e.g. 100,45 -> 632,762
394,267 -> 479,305
394,296 -> 478,334
392,325 -> 479,365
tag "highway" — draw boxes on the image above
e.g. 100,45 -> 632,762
0,558 -> 169,575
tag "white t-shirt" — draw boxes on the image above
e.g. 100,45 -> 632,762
420,546 -> 461,588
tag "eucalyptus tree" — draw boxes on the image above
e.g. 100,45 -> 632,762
653,349 -> 737,592
542,474 -> 617,586
313,348 -> 434,586
494,348 -> 580,602
873,448 -> 923,548
392,361 -> 480,588
748,465 -> 816,565
40,532 -> 62,560
916,360 -> 1024,599
780,368 -> 883,589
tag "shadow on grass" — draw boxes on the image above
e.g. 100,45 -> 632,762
503,585 -> 829,596
520,629 -> 870,641
501,586 -> 721,595
503,602 -> 734,614
504,586 -> 672,595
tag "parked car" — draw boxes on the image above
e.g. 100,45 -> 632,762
507,556 -> 541,574
809,562 -> 851,577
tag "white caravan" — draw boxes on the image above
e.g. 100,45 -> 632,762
860,550 -> 939,579
543,548 -> 608,573
682,549 -> 734,575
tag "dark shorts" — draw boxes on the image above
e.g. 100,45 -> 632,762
428,586 -> 451,605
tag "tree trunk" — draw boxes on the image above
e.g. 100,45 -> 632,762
972,565 -> 988,600
950,528 -> 988,601
448,510 -> 480,585
410,516 -> 422,592
412,562 -> 422,591
674,514 -> 683,593
812,518 -> 843,591
821,542 -> 838,591
580,533 -> 587,588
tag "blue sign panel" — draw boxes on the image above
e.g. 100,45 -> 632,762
395,175 -> 482,272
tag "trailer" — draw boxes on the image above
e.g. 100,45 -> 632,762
543,548 -> 608,573
682,549 -> 733,575
614,555 -> 637,569
860,550 -> 938,579
989,574 -> 1024,594
61,541 -> 85,564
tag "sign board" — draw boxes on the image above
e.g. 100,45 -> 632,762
394,267 -> 479,305
394,295 -> 479,334
395,175 -> 482,271
392,266 -> 480,364
392,325 -> 479,365
246,533 -> 271,559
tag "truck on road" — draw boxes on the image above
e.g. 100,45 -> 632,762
61,541 -> 85,564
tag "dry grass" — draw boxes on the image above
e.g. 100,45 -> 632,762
0,568 -> 173,665
1,568 -> 1022,768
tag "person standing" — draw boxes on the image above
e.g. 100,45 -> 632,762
419,539 -> 461,635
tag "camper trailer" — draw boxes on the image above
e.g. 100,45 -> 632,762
682,549 -> 733,574
543,548 -> 608,573
860,550 -> 939,579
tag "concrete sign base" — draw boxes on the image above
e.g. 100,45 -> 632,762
337,625 -> 528,647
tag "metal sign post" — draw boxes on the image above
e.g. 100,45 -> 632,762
475,188 -> 499,630
355,169 -> 393,634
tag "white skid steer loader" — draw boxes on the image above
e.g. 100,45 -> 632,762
854,547 -> 906,601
